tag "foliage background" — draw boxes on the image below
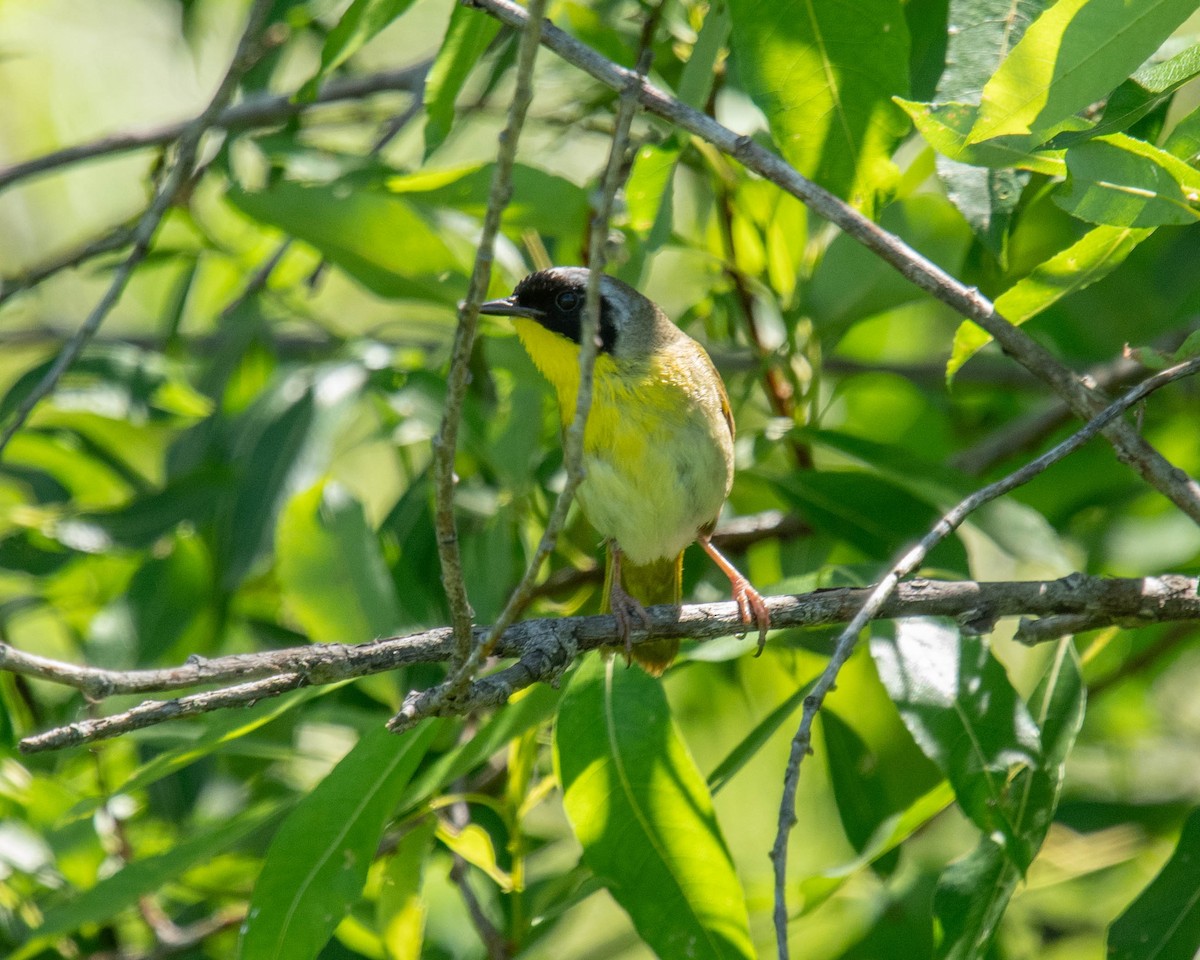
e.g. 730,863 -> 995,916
1,0 -> 1200,958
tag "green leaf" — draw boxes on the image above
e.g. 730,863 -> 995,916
969,0 -> 1199,142
402,683 -> 561,813
388,163 -> 589,241
626,143 -> 681,237
229,182 -> 466,303
932,838 -> 1017,960
727,0 -> 910,214
298,0 -> 419,101
773,471 -> 969,573
1054,133 -> 1200,227
423,3 -> 501,158
895,98 -> 1067,175
377,818 -> 436,960
1108,806 -> 1200,960
17,805 -> 281,959
708,679 -> 815,795
277,480 -> 402,642
678,0 -> 731,110
948,223 -> 1153,377
871,620 -> 1044,869
1053,41 -> 1200,147
215,363 -> 368,590
239,721 -> 438,960
554,656 -> 755,960
0,344 -> 212,426
933,0 -> 1048,255
822,711 -> 895,862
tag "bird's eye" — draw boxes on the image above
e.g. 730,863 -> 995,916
555,290 -> 581,311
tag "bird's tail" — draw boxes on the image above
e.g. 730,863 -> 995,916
602,550 -> 683,676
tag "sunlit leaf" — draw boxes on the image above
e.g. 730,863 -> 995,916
948,222 -> 1153,377
229,182 -> 466,302
240,722 -> 437,960
555,656 -> 755,960
969,0 -> 1198,142
17,805 -> 281,959
727,0 -> 910,214
299,0 -> 420,101
377,818 -> 436,960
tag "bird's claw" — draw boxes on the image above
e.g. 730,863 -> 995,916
731,577 -> 770,656
610,578 -> 653,665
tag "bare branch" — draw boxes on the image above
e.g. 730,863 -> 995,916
466,0 -> 1200,525
0,65 -> 427,195
0,0 -> 278,458
769,356 -> 1200,957
431,0 -> 549,667
394,2 -> 655,733
13,572 -> 1200,753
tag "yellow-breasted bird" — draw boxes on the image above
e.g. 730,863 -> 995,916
480,267 -> 769,674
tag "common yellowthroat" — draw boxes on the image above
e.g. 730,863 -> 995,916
480,267 -> 769,674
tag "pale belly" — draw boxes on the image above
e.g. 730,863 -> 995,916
575,391 -> 732,565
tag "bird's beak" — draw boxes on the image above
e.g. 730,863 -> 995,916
476,296 -> 544,320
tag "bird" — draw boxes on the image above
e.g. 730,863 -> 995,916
479,266 -> 769,674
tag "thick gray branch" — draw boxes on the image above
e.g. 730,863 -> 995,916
11,574 -> 1200,752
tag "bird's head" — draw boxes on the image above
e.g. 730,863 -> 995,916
478,267 -> 672,359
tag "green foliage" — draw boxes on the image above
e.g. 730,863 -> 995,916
1,0 -> 1199,959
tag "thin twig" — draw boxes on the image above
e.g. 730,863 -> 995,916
429,0 -> 549,670
0,65 -> 428,194
392,13 -> 653,733
13,571 -> 1200,753
0,225 -> 136,307
466,0 -> 1200,526
0,0 -> 277,459
768,355 -> 1200,957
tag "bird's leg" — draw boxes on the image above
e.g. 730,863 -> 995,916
608,544 -> 653,664
700,536 -> 770,655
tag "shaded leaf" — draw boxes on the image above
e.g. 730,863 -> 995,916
229,182 -> 466,303
277,480 -> 402,642
423,3 -> 501,158
1054,133 -> 1200,227
949,223 -> 1153,377
239,722 -> 437,960
1108,805 -> 1200,960
871,620 -> 1044,869
299,0 -> 419,101
773,471 -> 969,573
933,838 -> 1016,960
555,656 -> 755,960
933,0 -> 1048,256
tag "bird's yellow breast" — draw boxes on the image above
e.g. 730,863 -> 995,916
512,318 -> 733,564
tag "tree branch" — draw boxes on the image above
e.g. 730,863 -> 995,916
431,0 -> 548,668
465,0 -> 1200,525
768,355 -> 1200,957
11,572 -> 1200,753
0,65 -> 428,195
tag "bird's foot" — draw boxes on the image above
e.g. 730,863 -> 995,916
609,576 -> 654,665
700,537 -> 771,655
